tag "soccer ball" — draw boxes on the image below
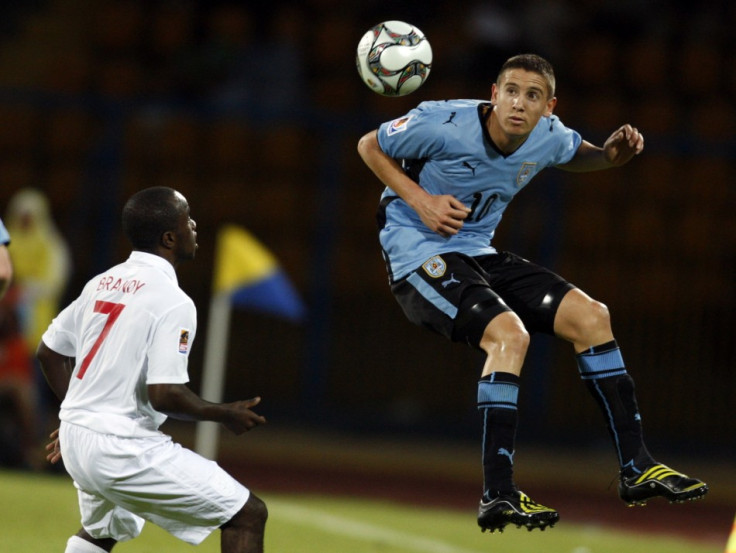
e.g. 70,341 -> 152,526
356,20 -> 432,97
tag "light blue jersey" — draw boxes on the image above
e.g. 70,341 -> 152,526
376,99 -> 582,282
0,217 -> 9,245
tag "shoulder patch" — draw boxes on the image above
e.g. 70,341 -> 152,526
178,329 -> 190,354
386,114 -> 414,136
421,255 -> 447,278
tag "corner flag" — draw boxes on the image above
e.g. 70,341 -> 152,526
212,225 -> 305,321
195,225 -> 305,459
726,512 -> 736,553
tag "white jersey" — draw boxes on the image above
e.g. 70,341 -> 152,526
42,251 -> 196,438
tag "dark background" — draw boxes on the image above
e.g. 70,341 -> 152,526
0,1 -> 733,460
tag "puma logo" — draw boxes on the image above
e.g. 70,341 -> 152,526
462,161 -> 478,176
498,448 -> 515,464
443,111 -> 457,126
441,273 -> 460,288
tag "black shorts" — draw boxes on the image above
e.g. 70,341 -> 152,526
390,251 -> 575,348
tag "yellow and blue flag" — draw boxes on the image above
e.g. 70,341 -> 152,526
212,225 -> 305,322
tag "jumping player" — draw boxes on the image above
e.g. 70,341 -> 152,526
357,53 -> 708,533
37,187 -> 268,552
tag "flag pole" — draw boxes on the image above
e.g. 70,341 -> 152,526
194,291 -> 232,460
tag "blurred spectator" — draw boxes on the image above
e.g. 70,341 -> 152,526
0,287 -> 36,468
4,188 -> 71,444
0,217 -> 11,300
5,188 -> 71,354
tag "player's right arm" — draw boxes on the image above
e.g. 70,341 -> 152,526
37,340 -> 76,464
357,129 -> 470,238
37,341 -> 75,402
148,384 -> 266,434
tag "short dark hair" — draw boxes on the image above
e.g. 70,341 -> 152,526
497,54 -> 556,98
122,187 -> 181,250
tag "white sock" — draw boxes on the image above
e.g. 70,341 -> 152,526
65,535 -> 108,553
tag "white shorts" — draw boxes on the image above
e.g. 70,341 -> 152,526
59,422 -> 249,545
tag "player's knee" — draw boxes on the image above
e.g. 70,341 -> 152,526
480,313 -> 530,356
503,324 -> 530,355
226,493 -> 268,532
249,494 -> 268,527
583,299 -> 611,333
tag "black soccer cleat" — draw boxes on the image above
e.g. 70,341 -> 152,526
477,490 -> 559,533
618,464 -> 708,506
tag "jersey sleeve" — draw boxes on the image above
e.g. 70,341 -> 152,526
146,300 -> 197,385
549,115 -> 582,165
41,299 -> 79,357
377,103 -> 445,160
0,218 -> 9,245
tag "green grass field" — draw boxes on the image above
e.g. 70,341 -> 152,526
2,470 -> 723,553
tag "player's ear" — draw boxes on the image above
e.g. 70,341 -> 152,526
544,96 -> 557,117
161,230 -> 176,250
490,83 -> 498,105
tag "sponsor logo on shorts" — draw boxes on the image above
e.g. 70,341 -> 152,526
386,115 -> 414,136
422,255 -> 446,278
178,329 -> 190,354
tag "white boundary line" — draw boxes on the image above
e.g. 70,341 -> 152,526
271,501 -> 485,553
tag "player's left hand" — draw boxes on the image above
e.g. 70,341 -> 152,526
603,124 -> 644,166
222,396 -> 267,435
46,428 -> 62,464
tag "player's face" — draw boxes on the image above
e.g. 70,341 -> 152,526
173,193 -> 198,261
490,69 -> 557,138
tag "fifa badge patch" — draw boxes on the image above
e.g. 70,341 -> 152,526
178,329 -> 190,354
386,115 -> 414,136
516,162 -> 537,187
422,255 -> 446,278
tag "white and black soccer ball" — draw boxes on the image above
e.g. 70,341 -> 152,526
356,20 -> 433,97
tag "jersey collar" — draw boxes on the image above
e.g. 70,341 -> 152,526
478,103 -> 508,158
478,102 -> 530,159
128,251 -> 178,284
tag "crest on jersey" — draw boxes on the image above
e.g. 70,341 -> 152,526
516,162 -> 537,187
178,329 -> 190,354
422,255 -> 446,278
386,114 -> 414,136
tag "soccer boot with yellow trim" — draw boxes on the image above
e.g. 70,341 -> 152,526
618,463 -> 708,506
477,490 -> 559,533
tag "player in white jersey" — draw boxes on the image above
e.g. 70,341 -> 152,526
358,54 -> 707,533
37,187 -> 268,553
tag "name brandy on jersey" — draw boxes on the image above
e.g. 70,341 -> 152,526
96,275 -> 146,294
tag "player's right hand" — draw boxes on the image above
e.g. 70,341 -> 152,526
222,396 -> 267,434
416,194 -> 470,238
46,428 -> 62,464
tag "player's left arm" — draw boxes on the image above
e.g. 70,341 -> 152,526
558,124 -> 644,172
148,383 -> 266,434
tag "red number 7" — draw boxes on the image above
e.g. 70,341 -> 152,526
77,300 -> 126,380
